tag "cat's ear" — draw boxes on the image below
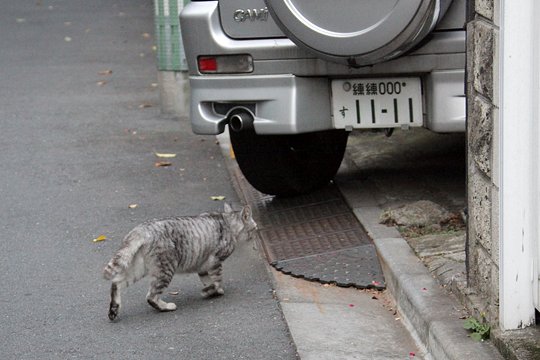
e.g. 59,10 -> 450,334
223,202 -> 233,213
241,205 -> 252,221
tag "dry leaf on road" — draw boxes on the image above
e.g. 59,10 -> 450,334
92,235 -> 107,243
155,152 -> 177,158
210,196 -> 226,201
155,161 -> 172,167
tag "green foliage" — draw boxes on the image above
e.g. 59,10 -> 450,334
463,317 -> 490,341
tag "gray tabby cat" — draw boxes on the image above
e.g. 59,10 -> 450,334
103,203 -> 257,320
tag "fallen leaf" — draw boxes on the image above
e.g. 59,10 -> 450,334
128,204 -> 138,209
168,291 -> 179,296
155,161 -> 172,167
96,80 -> 107,86
371,280 -> 381,286
155,152 -> 177,158
98,69 -> 113,75
210,196 -> 226,201
151,83 -> 158,88
139,103 -> 152,109
92,235 -> 107,243
142,32 -> 151,39
64,36 -> 72,42
409,352 -> 416,358
348,304 -> 355,308
421,287 -> 428,291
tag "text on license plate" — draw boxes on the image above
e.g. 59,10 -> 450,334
331,77 -> 423,129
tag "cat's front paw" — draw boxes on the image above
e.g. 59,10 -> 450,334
147,298 -> 178,312
201,285 -> 224,298
162,302 -> 177,311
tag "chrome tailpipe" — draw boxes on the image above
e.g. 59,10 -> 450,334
228,109 -> 254,132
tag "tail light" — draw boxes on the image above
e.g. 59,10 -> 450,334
197,55 -> 253,74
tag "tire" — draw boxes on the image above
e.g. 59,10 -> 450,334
264,0 -> 452,66
229,127 -> 349,196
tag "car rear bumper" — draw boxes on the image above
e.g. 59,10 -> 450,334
190,71 -> 465,135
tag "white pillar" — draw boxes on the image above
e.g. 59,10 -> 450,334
499,0 -> 539,330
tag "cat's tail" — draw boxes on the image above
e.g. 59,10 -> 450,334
103,229 -> 147,280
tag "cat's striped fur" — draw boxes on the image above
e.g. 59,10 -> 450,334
103,203 -> 256,320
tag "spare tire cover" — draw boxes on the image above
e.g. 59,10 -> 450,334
264,0 -> 449,66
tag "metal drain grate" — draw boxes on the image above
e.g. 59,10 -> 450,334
230,164 -> 385,289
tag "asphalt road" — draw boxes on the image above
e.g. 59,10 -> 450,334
0,1 -> 296,358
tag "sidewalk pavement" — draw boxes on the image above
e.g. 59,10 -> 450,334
218,128 -> 504,359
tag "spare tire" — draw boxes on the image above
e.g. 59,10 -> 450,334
264,0 -> 453,66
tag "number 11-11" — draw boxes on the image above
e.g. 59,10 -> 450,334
355,98 -> 415,125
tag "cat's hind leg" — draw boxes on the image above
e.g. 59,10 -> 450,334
146,271 -> 177,312
108,282 -> 124,321
108,255 -> 147,320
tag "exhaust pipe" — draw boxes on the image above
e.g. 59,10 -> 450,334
228,110 -> 254,132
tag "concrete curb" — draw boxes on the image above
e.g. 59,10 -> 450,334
337,175 -> 504,360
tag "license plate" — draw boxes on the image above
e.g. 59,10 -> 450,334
331,77 -> 423,129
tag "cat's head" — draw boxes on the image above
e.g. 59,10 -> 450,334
224,202 -> 257,241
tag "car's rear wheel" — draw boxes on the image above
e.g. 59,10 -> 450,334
229,127 -> 349,196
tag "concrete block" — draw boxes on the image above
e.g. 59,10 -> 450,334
468,94 -> 493,177
475,0 -> 494,20
472,246 -> 494,297
468,166 -> 492,254
471,20 -> 495,101
157,70 -> 190,117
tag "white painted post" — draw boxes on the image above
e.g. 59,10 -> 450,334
499,0 -> 539,330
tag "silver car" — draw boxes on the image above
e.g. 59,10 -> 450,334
180,0 -> 465,196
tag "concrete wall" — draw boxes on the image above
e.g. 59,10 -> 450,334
466,0 -> 500,325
